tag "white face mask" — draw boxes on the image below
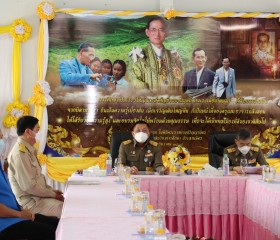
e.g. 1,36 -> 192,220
35,131 -> 42,142
238,146 -> 250,155
134,132 -> 149,143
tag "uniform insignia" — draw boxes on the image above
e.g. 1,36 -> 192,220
248,159 -> 256,164
227,147 -> 236,153
123,140 -> 132,145
149,140 -> 158,147
19,143 -> 26,153
250,147 -> 259,152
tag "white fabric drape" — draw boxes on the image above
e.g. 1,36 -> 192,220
0,33 -> 18,166
38,20 -> 50,153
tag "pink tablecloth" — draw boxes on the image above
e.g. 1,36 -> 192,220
56,176 -> 145,240
139,174 -> 280,240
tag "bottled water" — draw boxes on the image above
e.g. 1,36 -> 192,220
106,153 -> 112,175
144,205 -> 154,234
222,153 -> 229,175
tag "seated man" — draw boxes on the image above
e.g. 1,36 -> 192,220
223,128 -> 268,173
0,162 -> 58,240
118,120 -> 169,175
8,116 -> 64,218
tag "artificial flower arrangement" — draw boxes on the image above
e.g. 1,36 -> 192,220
10,19 -> 32,42
37,1 -> 56,20
2,101 -> 29,128
163,145 -> 190,172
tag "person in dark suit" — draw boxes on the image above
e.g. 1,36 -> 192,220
182,48 -> 215,96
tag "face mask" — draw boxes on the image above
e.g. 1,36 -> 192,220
238,146 -> 250,155
134,132 -> 149,143
35,131 -> 42,142
0,139 -> 5,154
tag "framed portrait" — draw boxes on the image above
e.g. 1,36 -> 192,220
251,31 -> 276,68
230,30 -> 248,43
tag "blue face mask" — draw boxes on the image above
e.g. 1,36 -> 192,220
0,139 -> 5,154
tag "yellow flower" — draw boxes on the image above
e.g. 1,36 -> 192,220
37,1 -> 56,20
28,83 -> 46,107
2,101 -> 30,128
164,9 -> 177,20
10,19 -> 32,42
166,145 -> 190,172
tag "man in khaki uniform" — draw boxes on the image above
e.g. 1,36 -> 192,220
223,129 -> 268,173
118,121 -> 169,175
8,116 -> 64,218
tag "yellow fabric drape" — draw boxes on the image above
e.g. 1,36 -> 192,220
46,156 -> 107,183
46,154 -> 280,183
12,42 -> 21,101
37,20 -> 44,81
0,26 -> 10,34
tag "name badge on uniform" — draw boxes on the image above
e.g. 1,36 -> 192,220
130,150 -> 136,156
145,149 -> 153,158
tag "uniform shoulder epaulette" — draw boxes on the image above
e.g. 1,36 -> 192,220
123,140 -> 132,145
19,143 -> 26,153
149,140 -> 158,147
250,146 -> 259,152
226,147 -> 236,153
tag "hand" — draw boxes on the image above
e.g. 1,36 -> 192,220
20,209 -> 34,220
54,191 -> 64,202
54,189 -> 63,195
163,167 -> 169,175
89,73 -> 102,81
233,166 -> 242,174
130,166 -> 139,175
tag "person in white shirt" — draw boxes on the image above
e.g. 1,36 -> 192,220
212,57 -> 236,99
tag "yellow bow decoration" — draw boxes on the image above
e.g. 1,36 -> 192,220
37,1 -> 56,20
2,101 -> 30,128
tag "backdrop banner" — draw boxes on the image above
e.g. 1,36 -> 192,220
45,13 -> 280,158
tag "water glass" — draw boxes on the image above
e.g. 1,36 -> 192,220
130,191 -> 149,213
152,209 -> 166,234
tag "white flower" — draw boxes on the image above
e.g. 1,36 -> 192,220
39,80 -> 54,105
42,2 -> 53,16
11,108 -> 23,118
15,25 -> 25,35
129,46 -> 144,63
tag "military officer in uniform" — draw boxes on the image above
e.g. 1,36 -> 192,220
118,120 -> 169,175
223,129 -> 268,174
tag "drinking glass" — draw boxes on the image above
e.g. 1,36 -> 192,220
240,158 -> 248,175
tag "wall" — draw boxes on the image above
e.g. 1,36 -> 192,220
0,0 -> 280,105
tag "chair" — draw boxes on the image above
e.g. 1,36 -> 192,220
208,131 -> 238,168
110,132 -> 154,168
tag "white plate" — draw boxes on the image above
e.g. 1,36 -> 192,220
244,166 -> 262,174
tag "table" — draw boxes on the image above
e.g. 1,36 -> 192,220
56,174 -> 280,240
56,176 -> 146,240
139,174 -> 280,240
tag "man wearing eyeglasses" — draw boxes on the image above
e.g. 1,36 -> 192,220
59,42 -> 102,86
128,16 -> 182,92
